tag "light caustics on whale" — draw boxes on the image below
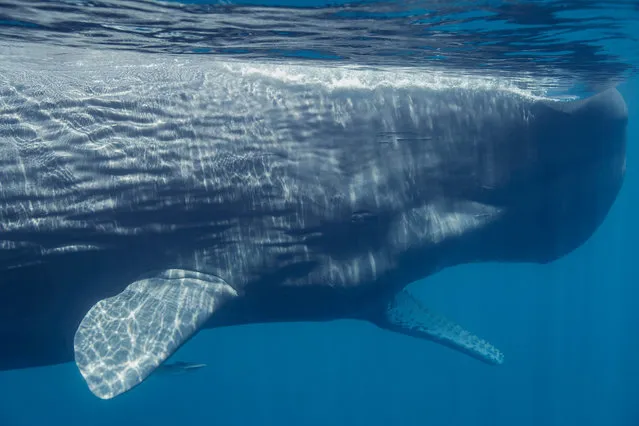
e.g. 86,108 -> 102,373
0,46 -> 628,400
73,270 -> 237,399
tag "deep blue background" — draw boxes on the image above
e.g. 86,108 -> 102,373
0,1 -> 638,425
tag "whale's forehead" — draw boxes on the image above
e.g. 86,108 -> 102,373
538,88 -> 627,193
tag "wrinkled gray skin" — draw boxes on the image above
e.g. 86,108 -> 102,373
0,59 -> 628,371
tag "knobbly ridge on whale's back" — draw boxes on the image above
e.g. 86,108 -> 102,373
0,57 -> 629,400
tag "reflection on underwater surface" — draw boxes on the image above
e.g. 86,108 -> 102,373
0,0 -> 638,92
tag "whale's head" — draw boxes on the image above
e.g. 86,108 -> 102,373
488,87 -> 628,264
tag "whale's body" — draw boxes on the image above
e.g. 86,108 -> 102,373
0,58 -> 628,399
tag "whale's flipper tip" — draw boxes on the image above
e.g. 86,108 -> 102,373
371,290 -> 504,365
73,269 -> 237,400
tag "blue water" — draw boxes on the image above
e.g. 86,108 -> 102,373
0,0 -> 638,425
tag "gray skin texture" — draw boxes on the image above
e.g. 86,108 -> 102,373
0,55 -> 629,371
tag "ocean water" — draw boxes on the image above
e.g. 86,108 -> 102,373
0,1 -> 638,425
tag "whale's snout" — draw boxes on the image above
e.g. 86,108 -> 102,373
537,87 -> 628,261
494,87 -> 628,264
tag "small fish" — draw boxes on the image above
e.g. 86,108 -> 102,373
155,361 -> 207,376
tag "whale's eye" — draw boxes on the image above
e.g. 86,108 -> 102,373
351,210 -> 377,224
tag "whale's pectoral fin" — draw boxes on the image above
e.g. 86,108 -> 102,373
73,269 -> 237,400
370,290 -> 504,365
